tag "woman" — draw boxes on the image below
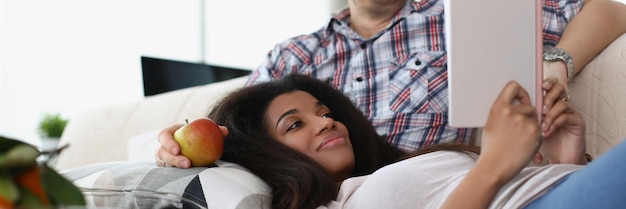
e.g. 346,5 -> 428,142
156,74 -> 625,209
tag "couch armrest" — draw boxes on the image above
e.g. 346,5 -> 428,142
569,33 -> 626,158
55,76 -> 248,171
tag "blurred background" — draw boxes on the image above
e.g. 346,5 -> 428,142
0,0 -> 347,146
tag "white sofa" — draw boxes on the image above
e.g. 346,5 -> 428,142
56,34 -> 626,171
54,34 -> 626,209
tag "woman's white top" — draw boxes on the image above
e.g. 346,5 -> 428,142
319,151 -> 582,209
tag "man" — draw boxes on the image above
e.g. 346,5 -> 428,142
156,0 -> 626,168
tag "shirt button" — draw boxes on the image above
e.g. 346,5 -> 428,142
415,59 -> 422,66
356,77 -> 364,82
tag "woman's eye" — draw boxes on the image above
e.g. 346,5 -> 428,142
322,113 -> 334,119
287,121 -> 303,131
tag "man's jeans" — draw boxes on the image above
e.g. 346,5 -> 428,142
523,139 -> 626,209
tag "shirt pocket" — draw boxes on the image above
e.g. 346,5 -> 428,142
388,51 -> 448,114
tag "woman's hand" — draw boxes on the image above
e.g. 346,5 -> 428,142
154,124 -> 189,168
441,81 -> 542,209
536,77 -> 586,165
479,81 -> 542,183
154,123 -> 229,168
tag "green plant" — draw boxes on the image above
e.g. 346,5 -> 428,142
37,113 -> 68,139
0,135 -> 85,208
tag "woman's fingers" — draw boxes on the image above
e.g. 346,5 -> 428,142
219,125 -> 229,137
155,124 -> 191,168
494,81 -> 538,121
542,77 -> 568,114
542,102 -> 583,137
157,124 -> 184,155
542,99 -> 568,131
496,81 -> 533,106
155,147 -> 190,168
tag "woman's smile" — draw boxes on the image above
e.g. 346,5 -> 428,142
317,133 -> 347,151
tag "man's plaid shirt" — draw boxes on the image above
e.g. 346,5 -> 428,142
246,0 -> 583,152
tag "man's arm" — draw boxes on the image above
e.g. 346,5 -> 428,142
559,0 -> 626,74
545,0 -> 626,86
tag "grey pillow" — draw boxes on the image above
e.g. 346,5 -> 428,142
61,161 -> 271,209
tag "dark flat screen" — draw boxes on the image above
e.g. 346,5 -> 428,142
141,56 -> 251,96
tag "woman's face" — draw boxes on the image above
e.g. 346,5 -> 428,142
266,90 -> 355,181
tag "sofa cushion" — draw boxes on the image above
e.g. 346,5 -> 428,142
127,129 -> 161,162
62,161 -> 271,209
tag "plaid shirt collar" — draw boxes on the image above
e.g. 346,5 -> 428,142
325,0 -> 434,40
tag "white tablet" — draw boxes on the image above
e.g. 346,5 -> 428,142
444,0 -> 543,128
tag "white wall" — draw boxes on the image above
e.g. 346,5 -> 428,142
0,0 -> 345,146
204,0 -> 343,70
0,0 -> 204,146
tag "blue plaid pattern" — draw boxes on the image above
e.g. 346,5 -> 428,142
247,0 -> 583,152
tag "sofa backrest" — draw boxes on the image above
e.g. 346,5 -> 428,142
569,34 -> 626,158
55,76 -> 249,171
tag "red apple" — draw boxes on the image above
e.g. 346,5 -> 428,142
173,118 -> 224,167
